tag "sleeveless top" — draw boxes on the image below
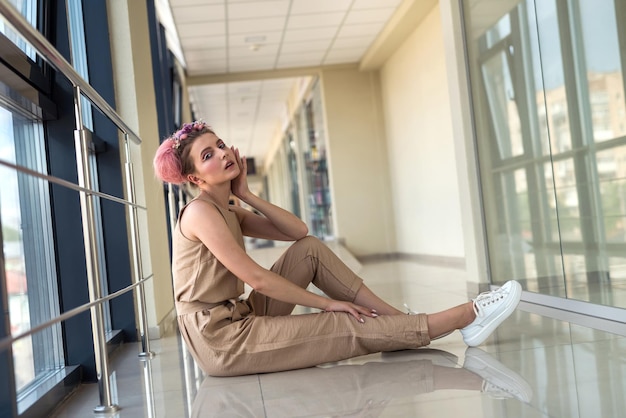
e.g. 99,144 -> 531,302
172,196 -> 245,310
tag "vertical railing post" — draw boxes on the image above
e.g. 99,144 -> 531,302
167,183 -> 177,237
141,356 -> 156,417
123,135 -> 154,359
178,185 -> 185,211
72,86 -> 119,414
169,183 -> 201,410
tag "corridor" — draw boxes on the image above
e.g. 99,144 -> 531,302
50,245 -> 626,418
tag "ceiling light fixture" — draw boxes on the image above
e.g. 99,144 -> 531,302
244,35 -> 266,43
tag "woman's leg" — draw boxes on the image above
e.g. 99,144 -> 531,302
353,284 -> 404,315
249,236 -> 404,316
204,285 -> 515,376
202,311 -> 431,376
426,302 -> 475,339
247,236 -> 510,342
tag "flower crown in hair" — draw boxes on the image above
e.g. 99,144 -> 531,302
170,120 -> 207,149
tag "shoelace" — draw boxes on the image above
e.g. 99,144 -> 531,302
482,381 -> 517,399
405,303 -> 454,340
472,287 -> 508,316
403,303 -> 418,315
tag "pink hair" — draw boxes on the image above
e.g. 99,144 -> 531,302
153,140 -> 186,184
153,121 -> 215,184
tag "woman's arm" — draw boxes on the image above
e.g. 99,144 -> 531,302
229,146 -> 308,241
182,200 -> 372,322
230,197 -> 308,241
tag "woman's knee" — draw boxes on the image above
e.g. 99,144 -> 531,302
276,236 -> 328,269
292,235 -> 324,253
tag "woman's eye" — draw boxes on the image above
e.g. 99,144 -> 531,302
218,143 -> 226,149
202,153 -> 212,161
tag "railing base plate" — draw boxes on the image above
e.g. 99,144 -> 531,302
94,404 -> 120,414
138,351 -> 156,360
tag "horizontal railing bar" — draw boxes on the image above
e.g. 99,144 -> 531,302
0,274 -> 154,352
0,157 -> 147,211
0,0 -> 142,144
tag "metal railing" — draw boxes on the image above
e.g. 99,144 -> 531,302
0,0 -> 154,413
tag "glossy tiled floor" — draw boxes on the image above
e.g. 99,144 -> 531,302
50,246 -> 626,418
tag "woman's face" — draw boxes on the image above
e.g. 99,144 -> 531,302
187,132 -> 240,186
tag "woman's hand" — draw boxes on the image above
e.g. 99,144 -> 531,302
324,300 -> 379,323
228,143 -> 308,240
230,146 -> 250,199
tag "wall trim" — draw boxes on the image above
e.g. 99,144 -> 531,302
19,366 -> 80,418
465,280 -> 491,297
148,307 -> 177,340
518,291 -> 626,336
357,252 -> 466,270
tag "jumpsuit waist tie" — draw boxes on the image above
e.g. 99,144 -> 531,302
176,298 -> 251,320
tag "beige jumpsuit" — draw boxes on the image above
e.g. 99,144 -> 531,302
173,197 -> 430,377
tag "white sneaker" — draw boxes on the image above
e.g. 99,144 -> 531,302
404,303 -> 453,341
463,347 -> 533,403
460,280 -> 522,347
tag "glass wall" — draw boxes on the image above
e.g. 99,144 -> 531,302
0,0 -> 65,396
1,107 -> 63,392
1,2 -> 141,414
463,0 -> 626,308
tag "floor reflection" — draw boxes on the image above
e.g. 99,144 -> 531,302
191,348 -> 532,418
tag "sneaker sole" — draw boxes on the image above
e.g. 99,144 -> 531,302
462,281 -> 522,346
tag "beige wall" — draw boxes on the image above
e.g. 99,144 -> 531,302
260,4 -> 470,262
379,4 -> 465,259
320,66 -> 396,256
107,0 -> 175,337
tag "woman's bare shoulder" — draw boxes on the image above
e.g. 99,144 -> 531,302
179,199 -> 223,239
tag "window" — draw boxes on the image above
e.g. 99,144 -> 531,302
0,107 -> 63,394
0,0 -> 38,59
464,0 -> 626,307
0,0 -> 67,402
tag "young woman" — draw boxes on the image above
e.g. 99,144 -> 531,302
153,121 -> 522,377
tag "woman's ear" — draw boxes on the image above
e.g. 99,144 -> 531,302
187,174 -> 202,185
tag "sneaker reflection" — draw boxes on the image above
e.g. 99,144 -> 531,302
191,348 -> 532,417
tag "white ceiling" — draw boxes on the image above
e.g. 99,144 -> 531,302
165,0 -> 405,169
